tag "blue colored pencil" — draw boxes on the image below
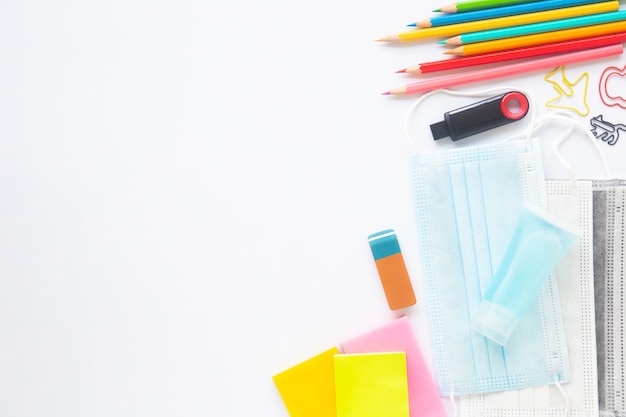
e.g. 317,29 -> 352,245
409,0 -> 608,27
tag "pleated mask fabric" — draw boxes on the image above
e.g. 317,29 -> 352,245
460,180 -> 598,417
410,138 -> 570,396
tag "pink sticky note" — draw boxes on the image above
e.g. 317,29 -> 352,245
341,316 -> 447,417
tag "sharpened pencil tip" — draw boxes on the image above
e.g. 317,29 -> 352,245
404,65 -> 421,74
436,40 -> 446,45
443,50 -> 454,55
376,33 -> 400,42
407,23 -> 416,27
396,68 -> 406,73
433,8 -> 441,12
381,91 -> 391,95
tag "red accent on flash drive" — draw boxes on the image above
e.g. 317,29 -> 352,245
501,92 -> 529,120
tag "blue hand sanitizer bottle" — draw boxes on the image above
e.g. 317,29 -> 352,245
472,203 -> 579,345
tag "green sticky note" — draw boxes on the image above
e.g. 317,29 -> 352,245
272,347 -> 339,417
334,352 -> 410,417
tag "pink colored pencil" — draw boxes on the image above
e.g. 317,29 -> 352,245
384,44 -> 623,96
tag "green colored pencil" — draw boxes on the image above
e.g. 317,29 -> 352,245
442,10 -> 626,45
435,0 -> 544,13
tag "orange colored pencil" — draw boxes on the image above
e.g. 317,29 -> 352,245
447,19 -> 626,55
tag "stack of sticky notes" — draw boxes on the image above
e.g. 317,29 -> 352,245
272,316 -> 447,417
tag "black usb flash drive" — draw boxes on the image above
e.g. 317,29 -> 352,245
430,91 -> 529,141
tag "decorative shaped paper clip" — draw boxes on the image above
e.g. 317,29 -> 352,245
544,66 -> 590,116
599,64 -> 626,109
590,115 -> 626,146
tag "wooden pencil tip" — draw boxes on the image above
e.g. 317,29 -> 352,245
432,8 -> 442,12
417,19 -> 432,28
384,87 -> 406,95
381,91 -> 391,95
375,33 -> 400,42
443,50 -> 455,55
440,4 -> 457,13
396,68 -> 407,73
445,35 -> 462,46
404,65 -> 421,74
406,23 -> 417,27
436,40 -> 446,45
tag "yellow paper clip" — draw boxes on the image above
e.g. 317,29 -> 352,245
544,66 -> 590,117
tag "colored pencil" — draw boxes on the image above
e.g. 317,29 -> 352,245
435,0 -> 542,13
384,44 -> 623,95
447,20 -> 626,55
443,10 -> 626,45
413,0 -> 607,28
398,32 -> 626,74
376,1 -> 618,42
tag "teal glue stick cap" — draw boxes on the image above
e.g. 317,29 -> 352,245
368,229 -> 401,260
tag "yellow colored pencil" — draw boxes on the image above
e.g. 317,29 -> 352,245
447,20 -> 626,55
376,0 -> 618,42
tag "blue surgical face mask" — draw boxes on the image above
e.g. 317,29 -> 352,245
410,138 -> 571,396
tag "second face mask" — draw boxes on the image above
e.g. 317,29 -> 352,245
460,180 -> 599,417
410,138 -> 570,396
592,179 -> 626,417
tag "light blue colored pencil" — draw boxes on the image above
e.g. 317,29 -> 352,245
441,10 -> 626,45
410,0 -> 609,27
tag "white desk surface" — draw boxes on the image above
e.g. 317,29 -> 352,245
0,1 -> 625,416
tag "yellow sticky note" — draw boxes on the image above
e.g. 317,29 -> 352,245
272,347 -> 339,417
334,352 -> 410,417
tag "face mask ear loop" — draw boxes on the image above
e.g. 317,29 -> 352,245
554,113 -> 613,180
526,114 -> 578,187
555,128 -> 579,192
405,90 -> 442,155
552,374 -> 571,417
448,385 -> 457,417
405,87 -> 536,155
523,112 -> 614,182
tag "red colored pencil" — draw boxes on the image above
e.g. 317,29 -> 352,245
397,31 -> 626,74
385,44 -> 623,95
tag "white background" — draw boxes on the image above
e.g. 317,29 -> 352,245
0,1 -> 625,416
